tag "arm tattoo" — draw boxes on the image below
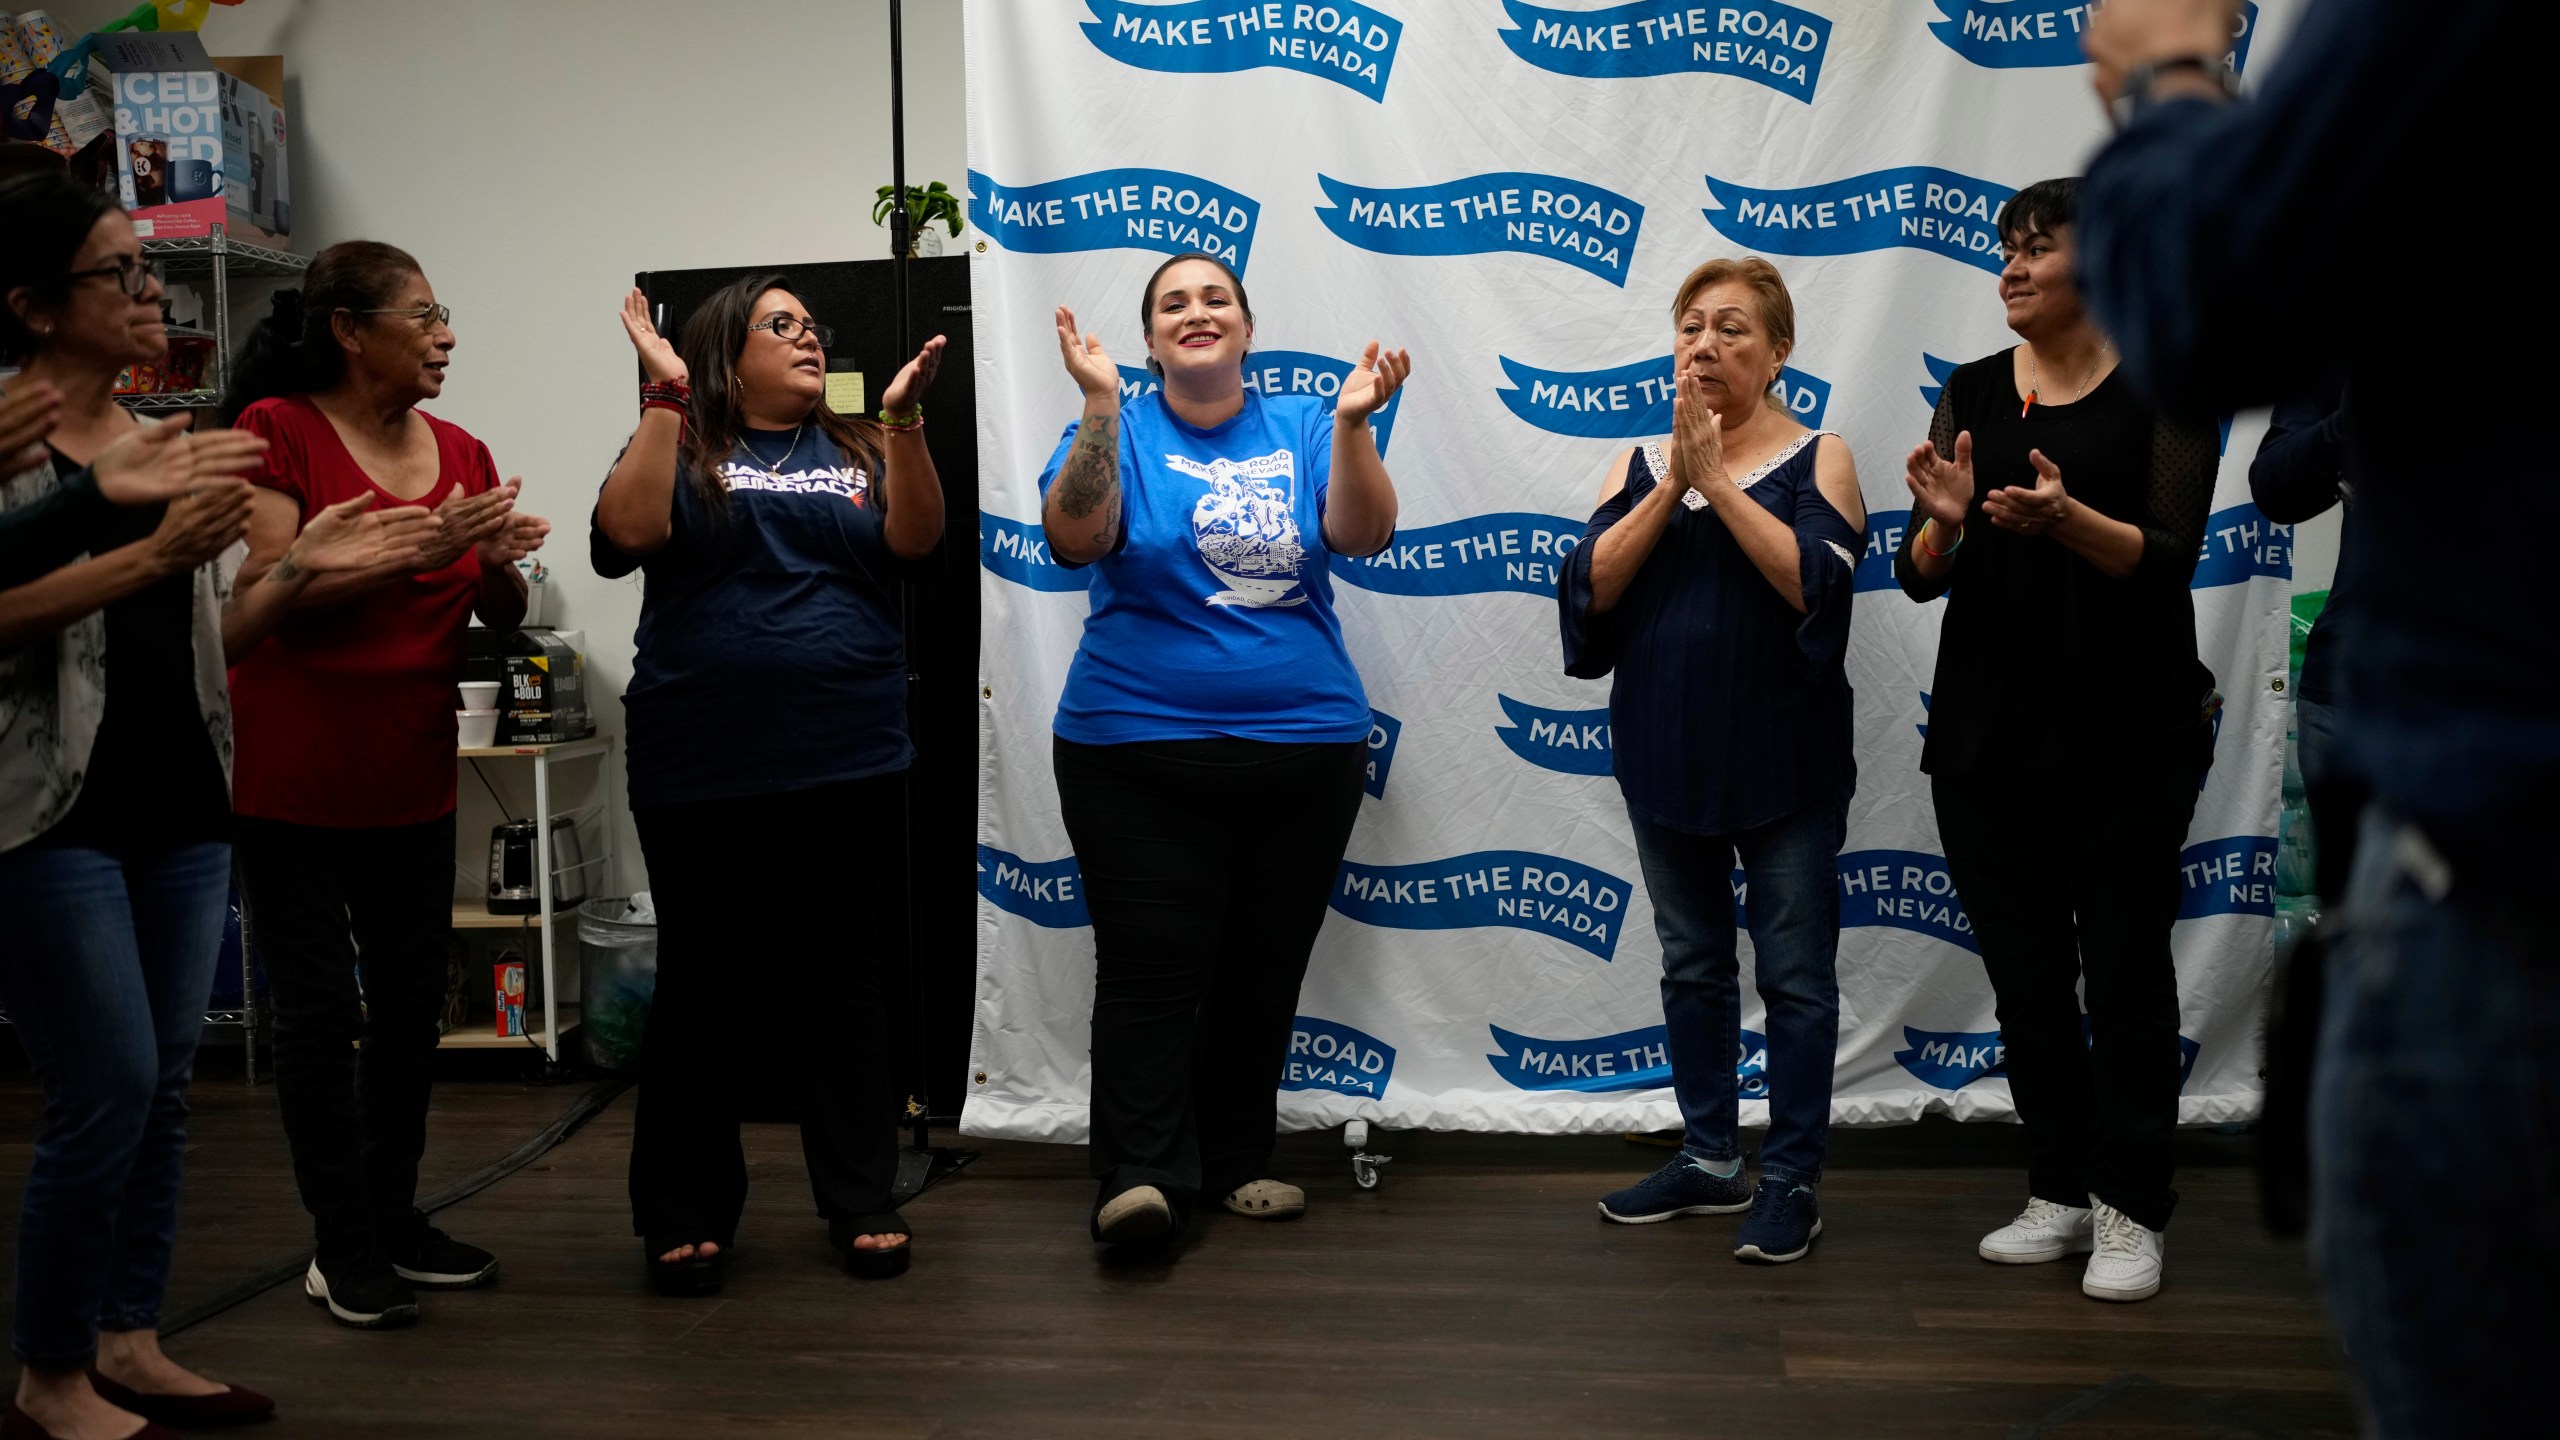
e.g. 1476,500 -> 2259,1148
271,553 -> 303,583
1054,412 -> 1121,547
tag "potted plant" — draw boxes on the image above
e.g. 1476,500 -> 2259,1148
873,180 -> 965,257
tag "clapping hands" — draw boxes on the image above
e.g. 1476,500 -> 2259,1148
1054,307 -> 1121,402
1336,341 -> 1410,425
1980,450 -> 2071,538
1902,432 -> 1976,532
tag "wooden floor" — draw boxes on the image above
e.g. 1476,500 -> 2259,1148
0,1053 -> 2359,1439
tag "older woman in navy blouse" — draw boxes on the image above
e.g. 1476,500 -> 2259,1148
1558,258 -> 1864,1265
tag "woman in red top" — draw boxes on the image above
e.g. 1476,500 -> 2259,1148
220,241 -> 550,1330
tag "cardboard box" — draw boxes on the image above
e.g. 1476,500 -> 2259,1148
493,959 -> 526,1038
211,55 -> 287,241
93,29 -> 227,239
466,628 -> 595,747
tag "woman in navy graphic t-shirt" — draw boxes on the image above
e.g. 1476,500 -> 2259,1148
593,273 -> 944,1295
1039,251 -> 1409,1252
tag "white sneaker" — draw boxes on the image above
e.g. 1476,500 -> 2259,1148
2080,1198 -> 2166,1302
1977,1196 -> 2096,1264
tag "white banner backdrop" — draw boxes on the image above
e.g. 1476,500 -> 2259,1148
962,0 -> 2299,1142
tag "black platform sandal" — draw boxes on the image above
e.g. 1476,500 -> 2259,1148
644,1239 -> 726,1297
828,1212 -> 912,1280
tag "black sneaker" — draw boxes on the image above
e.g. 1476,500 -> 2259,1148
388,1218 -> 500,1289
305,1256 -> 420,1329
1597,1156 -> 1753,1224
1732,1176 -> 1822,1264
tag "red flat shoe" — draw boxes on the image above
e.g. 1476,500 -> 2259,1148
85,1372 -> 277,1427
1,1403 -> 185,1439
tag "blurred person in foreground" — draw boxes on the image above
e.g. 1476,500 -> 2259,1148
2078,1 -> 2550,1433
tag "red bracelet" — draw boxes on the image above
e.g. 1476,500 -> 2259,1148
1918,517 -> 1964,558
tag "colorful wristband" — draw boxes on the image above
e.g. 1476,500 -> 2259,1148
1919,517 -> 1965,558
879,402 -> 924,432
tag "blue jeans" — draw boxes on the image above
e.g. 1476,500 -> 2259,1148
1628,797 -> 1846,1186
0,842 -> 230,1369
2314,811 -> 2558,1436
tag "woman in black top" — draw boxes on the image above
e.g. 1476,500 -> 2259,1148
594,277 -> 945,1295
0,169 -> 414,1439
1560,257 -> 1864,1265
1894,177 -> 2217,1306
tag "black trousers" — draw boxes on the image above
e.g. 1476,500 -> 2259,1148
1932,749 -> 2203,1233
1054,735 -> 1367,1226
236,814 -> 456,1263
627,773 -> 902,1249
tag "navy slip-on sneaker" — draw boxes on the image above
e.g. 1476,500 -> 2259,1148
1732,1176 -> 1822,1263
1597,1156 -> 1753,1224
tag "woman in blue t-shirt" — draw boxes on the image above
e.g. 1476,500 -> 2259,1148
593,274 -> 944,1294
1039,251 -> 1409,1251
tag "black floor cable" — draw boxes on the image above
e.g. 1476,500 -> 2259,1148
160,1074 -> 632,1339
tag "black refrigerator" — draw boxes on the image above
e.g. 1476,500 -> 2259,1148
634,255 -> 978,1124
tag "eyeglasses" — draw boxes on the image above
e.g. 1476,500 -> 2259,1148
62,256 -> 165,300
747,315 -> 832,347
348,302 -> 453,330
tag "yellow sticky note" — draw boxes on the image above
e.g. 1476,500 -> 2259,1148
825,372 -> 865,415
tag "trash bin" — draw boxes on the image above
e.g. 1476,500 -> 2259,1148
577,895 -> 657,1071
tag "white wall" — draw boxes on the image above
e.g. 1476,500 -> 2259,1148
59,0 -> 970,894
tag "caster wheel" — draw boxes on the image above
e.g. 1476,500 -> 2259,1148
1353,1155 -> 1382,1189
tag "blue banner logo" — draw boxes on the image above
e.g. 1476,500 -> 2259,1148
1282,1015 -> 1399,1097
1494,695 -> 1613,777
1496,353 -> 1829,437
2193,503 -> 2292,588
1116,348 -> 1404,455
977,844 -> 1092,928
1497,0 -> 1830,101
1334,850 -> 1632,960
2179,835 -> 2279,919
1918,351 -> 1961,410
1082,0 -> 1403,101
1704,168 -> 2016,274
1486,1024 -> 1770,1095
1927,0 -> 2257,74
1916,689 -> 1932,740
969,167 -> 1261,271
1332,512 -> 1584,597
981,512 -> 1092,592
1895,1026 -> 2008,1089
1487,1022 -> 1665,1092
1364,708 -> 1402,798
1897,1023 -> 2202,1091
1857,507 -> 1912,594
1316,172 -> 1644,287
1751,850 -> 1977,953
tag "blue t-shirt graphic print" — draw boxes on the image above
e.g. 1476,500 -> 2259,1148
1038,390 -> 1372,745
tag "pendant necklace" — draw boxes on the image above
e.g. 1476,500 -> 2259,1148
736,420 -> 808,481
2024,341 -> 2110,418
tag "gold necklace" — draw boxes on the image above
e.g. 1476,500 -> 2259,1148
733,420 -> 808,480
2024,341 -> 2110,417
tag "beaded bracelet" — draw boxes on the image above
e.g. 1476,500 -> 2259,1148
879,402 -> 925,432
639,377 -> 691,417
